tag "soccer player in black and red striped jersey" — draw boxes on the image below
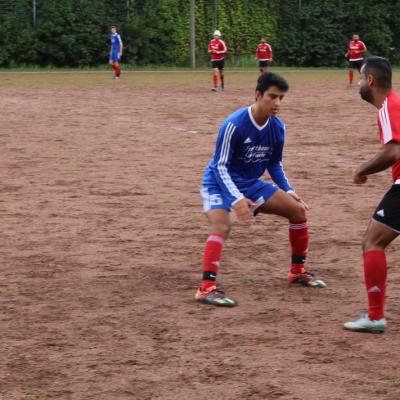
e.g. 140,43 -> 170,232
208,30 -> 227,92
345,34 -> 366,85
344,57 -> 400,333
255,38 -> 273,74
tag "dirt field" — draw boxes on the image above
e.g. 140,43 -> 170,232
1,70 -> 400,400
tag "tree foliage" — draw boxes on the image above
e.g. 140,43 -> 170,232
0,0 -> 399,67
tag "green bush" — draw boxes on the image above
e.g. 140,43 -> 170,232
0,0 -> 399,68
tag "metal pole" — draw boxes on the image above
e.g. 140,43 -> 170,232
190,0 -> 196,69
126,0 -> 130,19
299,0 -> 302,10
32,0 -> 36,26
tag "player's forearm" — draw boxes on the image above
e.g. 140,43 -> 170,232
267,163 -> 293,192
212,168 -> 244,206
357,144 -> 400,176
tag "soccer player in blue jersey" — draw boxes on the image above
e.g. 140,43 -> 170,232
109,26 -> 123,79
196,72 -> 326,307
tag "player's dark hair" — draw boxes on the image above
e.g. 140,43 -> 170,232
256,72 -> 289,95
363,56 -> 392,90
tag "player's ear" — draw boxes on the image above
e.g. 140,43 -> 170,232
255,90 -> 262,101
367,74 -> 374,87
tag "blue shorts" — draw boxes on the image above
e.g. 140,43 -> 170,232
109,51 -> 121,62
201,179 -> 279,213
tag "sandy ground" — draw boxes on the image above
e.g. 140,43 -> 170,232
1,71 -> 400,400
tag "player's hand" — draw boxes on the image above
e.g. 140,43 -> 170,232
353,168 -> 368,184
288,191 -> 309,211
233,198 -> 255,222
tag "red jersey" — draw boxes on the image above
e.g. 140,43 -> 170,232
208,39 -> 227,61
347,40 -> 366,61
256,43 -> 273,61
378,91 -> 400,181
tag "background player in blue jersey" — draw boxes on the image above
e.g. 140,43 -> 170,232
196,72 -> 326,307
109,26 -> 123,79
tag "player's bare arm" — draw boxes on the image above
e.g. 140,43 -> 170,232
354,141 -> 400,184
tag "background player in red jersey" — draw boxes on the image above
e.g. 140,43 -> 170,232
208,30 -> 227,92
344,57 -> 400,333
345,34 -> 366,85
255,38 -> 273,74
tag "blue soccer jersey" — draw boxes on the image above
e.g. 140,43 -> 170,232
203,106 -> 293,208
110,33 -> 122,52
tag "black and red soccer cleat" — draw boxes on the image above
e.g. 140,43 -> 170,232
195,285 -> 236,306
288,268 -> 326,288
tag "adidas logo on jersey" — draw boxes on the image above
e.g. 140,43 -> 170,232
244,137 -> 252,144
376,209 -> 385,217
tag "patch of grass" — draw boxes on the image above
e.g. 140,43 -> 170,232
242,277 -> 255,284
390,378 -> 400,385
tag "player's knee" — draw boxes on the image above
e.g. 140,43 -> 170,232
211,222 -> 231,237
290,204 -> 307,222
362,235 -> 386,252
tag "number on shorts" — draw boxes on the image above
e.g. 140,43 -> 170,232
210,194 -> 223,206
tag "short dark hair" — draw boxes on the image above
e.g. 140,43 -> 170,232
256,72 -> 289,95
363,56 -> 392,90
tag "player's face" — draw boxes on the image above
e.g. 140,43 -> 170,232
256,87 -> 286,116
359,67 -> 373,103
353,34 -> 359,41
111,27 -> 117,34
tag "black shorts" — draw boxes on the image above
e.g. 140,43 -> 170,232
259,60 -> 270,68
372,184 -> 400,233
349,60 -> 363,71
211,59 -> 224,70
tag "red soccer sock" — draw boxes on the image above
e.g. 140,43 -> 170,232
364,250 -> 387,320
289,220 -> 309,274
349,70 -> 354,84
213,74 -> 218,88
201,234 -> 224,290
116,66 -> 121,77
